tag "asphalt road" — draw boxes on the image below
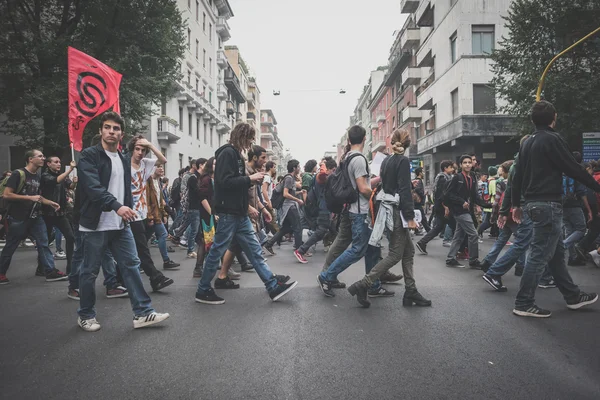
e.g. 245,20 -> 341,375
1,235 -> 599,400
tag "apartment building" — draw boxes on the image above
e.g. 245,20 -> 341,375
260,109 -> 285,175
224,46 -> 261,128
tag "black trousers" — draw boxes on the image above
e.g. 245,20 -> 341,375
130,220 -> 163,281
415,205 -> 430,232
43,215 -> 74,274
418,213 -> 448,246
267,206 -> 303,249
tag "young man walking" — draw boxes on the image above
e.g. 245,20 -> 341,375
262,161 -> 279,235
77,111 -> 169,331
195,123 -> 297,305
0,150 -> 66,284
510,101 -> 598,317
445,155 -> 492,269
412,167 -> 430,232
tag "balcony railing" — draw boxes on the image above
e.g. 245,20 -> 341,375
247,111 -> 256,121
224,66 -> 246,103
401,0 -> 419,13
217,49 -> 228,69
157,117 -> 180,143
216,17 -> 231,41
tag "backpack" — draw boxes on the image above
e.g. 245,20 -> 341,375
411,179 -> 422,204
169,177 -> 181,207
270,174 -> 292,210
324,152 -> 368,214
562,175 -> 577,204
0,170 -> 27,212
304,175 -> 320,219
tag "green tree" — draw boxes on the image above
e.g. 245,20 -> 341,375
0,0 -> 186,155
491,0 -> 600,149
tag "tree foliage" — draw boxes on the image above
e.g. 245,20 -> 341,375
491,0 -> 600,148
0,0 -> 186,155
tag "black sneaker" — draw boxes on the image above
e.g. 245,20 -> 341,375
46,269 -> 68,282
241,263 -> 255,272
151,276 -> 174,292
330,280 -> 347,289
167,246 -> 175,253
566,292 -> 598,310
380,271 -> 403,284
482,274 -> 507,292
263,244 -> 276,256
317,275 -> 335,297
538,280 -> 557,289
67,288 -> 80,300
415,242 -> 428,255
446,259 -> 464,268
35,268 -> 45,277
195,288 -> 225,305
480,259 -> 491,273
215,276 -> 240,289
514,265 -> 524,277
0,274 -> 10,285
368,287 -> 395,298
513,305 -> 552,318
269,280 -> 298,301
347,281 -> 371,307
193,268 -> 203,278
274,274 -> 290,284
163,260 -> 181,270
469,260 -> 483,270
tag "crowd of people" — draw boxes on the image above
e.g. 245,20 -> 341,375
0,100 -> 598,332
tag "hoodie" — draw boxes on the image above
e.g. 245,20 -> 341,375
213,144 -> 252,216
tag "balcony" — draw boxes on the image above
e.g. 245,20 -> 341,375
217,49 -> 228,69
401,28 -> 420,50
261,127 -> 274,140
401,0 -> 419,13
246,111 -> 256,121
416,115 -> 518,155
156,117 -> 180,143
376,113 -> 386,123
416,1 -> 434,27
217,83 -> 228,100
417,48 -> 434,67
402,106 -> 422,124
246,91 -> 256,106
402,67 -> 421,86
224,66 -> 246,103
385,50 -> 411,86
216,17 -> 231,41
372,139 -> 386,152
216,114 -> 231,134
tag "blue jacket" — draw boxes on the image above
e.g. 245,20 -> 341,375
75,143 -> 132,230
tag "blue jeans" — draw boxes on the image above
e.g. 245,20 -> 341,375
0,216 -> 55,275
197,214 -> 277,294
78,228 -> 154,319
69,228 -> 118,290
320,212 -> 370,282
515,202 -> 580,309
169,207 -> 183,236
149,222 -> 170,262
562,207 -> 586,261
186,210 -> 200,254
484,216 -> 530,275
54,227 -> 63,252
444,224 -> 454,241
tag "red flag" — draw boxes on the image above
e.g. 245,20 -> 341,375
68,46 -> 122,151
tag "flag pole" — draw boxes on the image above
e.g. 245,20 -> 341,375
71,143 -> 75,161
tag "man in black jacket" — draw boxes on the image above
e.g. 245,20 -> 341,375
510,101 -> 598,318
75,111 -> 169,332
412,167 -> 430,232
444,155 -> 491,268
416,160 -> 454,255
195,123 -> 297,305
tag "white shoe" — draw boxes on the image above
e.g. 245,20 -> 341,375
133,312 -> 170,329
228,269 -> 241,280
78,317 -> 101,332
589,250 -> 600,268
54,251 -> 67,260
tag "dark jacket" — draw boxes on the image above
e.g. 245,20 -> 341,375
198,173 -> 214,224
512,126 -> 600,207
413,177 -> 425,206
75,143 -> 132,230
380,154 -> 415,220
41,170 -> 70,217
432,172 -> 452,214
444,171 -> 491,217
213,144 -> 251,216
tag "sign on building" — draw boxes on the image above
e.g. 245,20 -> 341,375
582,132 -> 600,162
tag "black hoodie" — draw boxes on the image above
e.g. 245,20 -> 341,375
213,144 -> 251,216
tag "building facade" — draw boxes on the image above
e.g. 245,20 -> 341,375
260,109 -> 285,176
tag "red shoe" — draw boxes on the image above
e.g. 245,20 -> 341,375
294,250 -> 308,264
0,274 -> 9,285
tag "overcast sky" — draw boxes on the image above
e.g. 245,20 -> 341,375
228,0 -> 406,164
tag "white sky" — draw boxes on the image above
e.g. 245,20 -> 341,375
228,0 -> 406,164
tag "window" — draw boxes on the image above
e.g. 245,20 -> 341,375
415,125 -> 421,139
196,0 -> 199,20
473,84 -> 496,114
204,122 -> 208,144
209,57 -> 212,76
195,39 -> 199,59
450,32 -> 457,63
178,107 -> 183,130
196,78 -> 199,91
209,23 -> 213,42
203,49 -> 206,69
451,89 -> 459,119
179,154 -> 183,169
188,113 -> 193,136
197,118 -> 201,140
187,28 -> 191,49
472,25 -> 495,55
210,125 -> 213,146
203,13 -> 206,32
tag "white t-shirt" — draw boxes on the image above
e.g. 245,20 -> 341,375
80,150 -> 125,232
264,174 -> 273,199
131,158 -> 158,221
346,150 -> 371,215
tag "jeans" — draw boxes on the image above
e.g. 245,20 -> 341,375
130,220 -> 163,281
197,214 -> 277,293
515,202 -> 580,309
298,212 -> 334,254
267,206 -> 303,250
69,228 -> 119,290
562,207 -> 586,261
78,227 -> 154,319
44,215 -> 74,273
444,221 -> 454,241
0,216 -> 55,275
418,212 -> 448,246
485,215 -> 531,276
186,210 -> 200,254
320,212 -> 370,282
148,222 -> 170,262
169,207 -> 183,236
447,213 -> 479,262
54,227 -> 63,252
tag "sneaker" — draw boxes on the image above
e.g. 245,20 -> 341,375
330,280 -> 347,289
275,274 -> 290,284
514,265 -> 524,277
566,292 -> 598,310
67,288 -> 80,300
163,260 -> 181,270
167,246 -> 176,253
151,276 -> 174,292
506,241 -> 513,246
317,275 -> 335,297
195,288 -> 225,305
480,259 -> 491,273
304,252 -> 313,257
35,268 -> 45,277
106,286 -> 129,298
241,263 -> 254,272
380,271 -> 403,284
368,287 -> 395,298
269,280 -> 298,301
538,280 -> 557,289
442,241 -> 451,247
513,305 -> 552,318
78,317 -> 101,332
186,252 -> 197,259
457,251 -> 469,261
193,268 -> 203,278
46,269 -> 68,282
446,259 -> 464,268
567,258 -> 586,267
294,250 -> 308,264
347,281 -> 371,307
215,276 -> 240,289
263,244 -> 276,256
54,251 -> 67,260
228,269 -> 241,280
469,260 -> 483,270
415,242 -> 428,255
171,237 -> 180,245
590,250 -> 600,268
133,312 -> 170,329
482,274 -> 507,292
0,274 -> 10,285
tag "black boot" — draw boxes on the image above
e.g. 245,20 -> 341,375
403,289 -> 432,307
347,281 -> 371,308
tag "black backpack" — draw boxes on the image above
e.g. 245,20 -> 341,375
304,175 -> 320,219
270,174 -> 292,210
324,153 -> 368,214
169,177 -> 181,207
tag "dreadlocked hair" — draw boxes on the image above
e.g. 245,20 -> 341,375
230,123 -> 255,152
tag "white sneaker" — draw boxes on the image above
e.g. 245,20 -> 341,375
228,269 -> 241,280
589,250 -> 600,268
54,251 -> 67,260
133,312 -> 170,329
78,317 -> 101,332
